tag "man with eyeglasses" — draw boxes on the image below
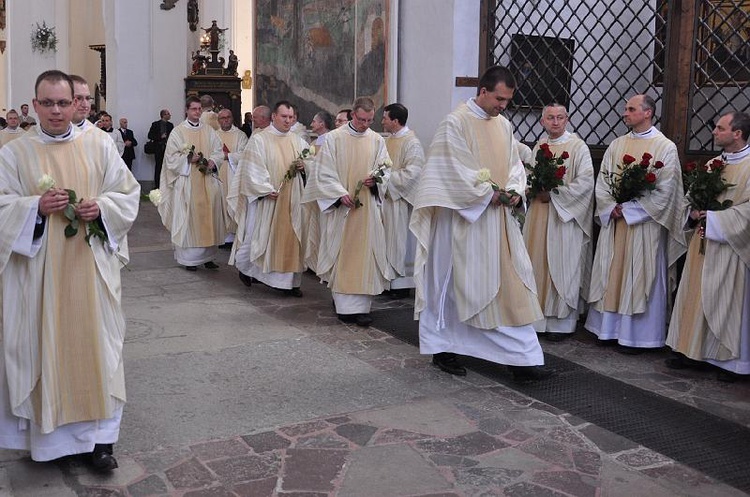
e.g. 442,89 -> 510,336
69,75 -> 96,131
0,70 -> 140,471
0,110 -> 25,148
302,97 -> 393,327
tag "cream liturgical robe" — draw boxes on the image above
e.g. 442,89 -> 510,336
157,120 -> 225,266
667,147 -> 750,374
586,127 -> 687,347
302,125 -> 393,313
0,127 -> 25,148
383,127 -> 425,289
217,125 -> 249,237
410,100 -> 544,366
227,126 -> 308,289
0,124 -> 140,461
523,132 -> 594,333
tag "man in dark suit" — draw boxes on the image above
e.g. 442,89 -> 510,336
147,109 -> 173,188
118,117 -> 138,170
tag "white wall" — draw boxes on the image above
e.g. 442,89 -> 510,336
399,0 -> 480,148
104,0 -> 189,182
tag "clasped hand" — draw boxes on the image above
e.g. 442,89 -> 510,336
491,190 -> 520,207
39,188 -> 99,221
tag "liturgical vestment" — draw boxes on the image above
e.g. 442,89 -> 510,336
410,99 -> 544,366
0,124 -> 140,461
667,147 -> 750,374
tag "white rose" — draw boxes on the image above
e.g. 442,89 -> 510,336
383,158 -> 393,167
37,174 -> 56,191
148,189 -> 162,206
308,145 -> 316,156
180,143 -> 193,154
476,168 -> 491,183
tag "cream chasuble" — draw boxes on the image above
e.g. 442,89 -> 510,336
0,125 -> 139,435
411,102 -> 542,329
588,129 -> 686,315
217,126 -> 249,235
301,125 -> 393,295
157,120 -> 225,257
667,150 -> 750,368
383,128 -> 424,286
0,128 -> 25,148
523,132 -> 594,327
227,126 -> 307,280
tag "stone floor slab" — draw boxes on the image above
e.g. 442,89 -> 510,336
350,399 -> 476,437
338,444 -> 452,497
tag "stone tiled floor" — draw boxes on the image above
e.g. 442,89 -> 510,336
1,203 -> 748,497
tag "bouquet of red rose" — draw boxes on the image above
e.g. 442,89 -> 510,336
682,158 -> 734,254
602,152 -> 663,204
526,143 -> 568,199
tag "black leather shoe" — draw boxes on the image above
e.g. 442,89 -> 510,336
238,272 -> 253,287
90,444 -> 118,472
665,353 -> 711,371
284,287 -> 303,297
355,313 -> 372,327
204,261 -> 219,269
545,333 -> 571,342
432,353 -> 467,376
337,313 -> 357,324
219,242 -> 233,250
617,345 -> 645,355
509,366 -> 555,383
185,265 -> 197,272
716,370 -> 741,383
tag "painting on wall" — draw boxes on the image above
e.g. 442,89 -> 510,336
254,0 -> 389,128
698,0 -> 750,84
509,34 -> 574,109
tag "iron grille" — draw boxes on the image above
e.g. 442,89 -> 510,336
486,0 -> 750,156
691,0 -> 750,151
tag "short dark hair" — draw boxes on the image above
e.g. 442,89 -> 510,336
477,66 -> 516,96
338,108 -> 352,120
185,95 -> 201,109
35,70 -> 74,98
314,111 -> 334,131
160,109 -> 170,118
384,103 -> 408,126
273,100 -> 293,114
729,111 -> 750,142
69,74 -> 88,86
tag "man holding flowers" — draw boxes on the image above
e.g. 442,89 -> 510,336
523,103 -> 595,341
302,97 -> 393,327
585,94 -> 687,352
0,70 -> 140,470
666,111 -> 750,382
227,101 -> 308,296
157,95 -> 225,271
410,66 -> 551,382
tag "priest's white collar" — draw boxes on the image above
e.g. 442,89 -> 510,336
74,119 -> 93,130
467,98 -> 491,119
186,119 -> 201,128
545,131 -> 571,145
723,144 -> 750,164
629,126 -> 657,139
268,124 -> 288,136
391,126 -> 411,138
38,123 -> 75,143
346,123 -> 367,136
3,127 -> 22,133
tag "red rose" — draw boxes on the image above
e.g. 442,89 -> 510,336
544,148 -> 554,160
622,154 -> 636,164
645,172 -> 657,183
640,159 -> 650,168
540,143 -> 551,151
554,166 -> 566,179
710,159 -> 724,170
642,152 -> 653,161
684,162 -> 697,172
654,161 -> 664,169
700,163 -> 709,171
560,151 -> 570,160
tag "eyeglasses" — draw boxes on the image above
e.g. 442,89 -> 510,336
36,99 -> 74,108
75,96 -> 95,102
